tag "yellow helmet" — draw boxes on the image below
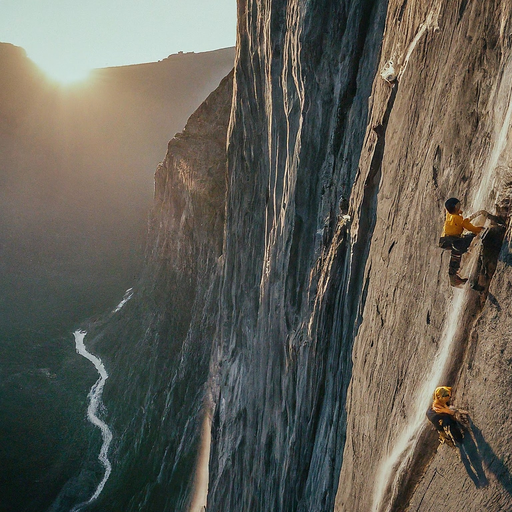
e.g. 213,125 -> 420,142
434,386 -> 452,400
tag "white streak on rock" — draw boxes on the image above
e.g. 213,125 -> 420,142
371,292 -> 467,511
472,58 -> 512,210
397,1 -> 442,81
112,288 -> 134,313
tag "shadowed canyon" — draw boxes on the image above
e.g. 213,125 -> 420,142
0,44 -> 233,512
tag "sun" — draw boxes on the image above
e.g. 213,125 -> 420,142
41,65 -> 92,86
29,54 -> 93,86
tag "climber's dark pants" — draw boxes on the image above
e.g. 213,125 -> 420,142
439,234 -> 476,275
426,408 -> 464,442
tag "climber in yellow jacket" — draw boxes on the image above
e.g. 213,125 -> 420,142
426,386 -> 464,444
439,197 -> 483,287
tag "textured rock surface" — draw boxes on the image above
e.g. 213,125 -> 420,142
208,1 -> 389,510
335,2 -> 512,510
209,0 -> 512,511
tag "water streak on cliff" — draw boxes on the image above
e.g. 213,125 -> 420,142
473,57 -> 512,209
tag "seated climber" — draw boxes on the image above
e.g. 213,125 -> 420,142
426,386 -> 464,444
439,197 -> 483,287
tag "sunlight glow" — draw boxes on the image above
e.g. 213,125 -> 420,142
30,56 -> 93,85
1,0 -> 236,87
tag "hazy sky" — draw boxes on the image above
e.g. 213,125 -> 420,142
0,0 -> 236,83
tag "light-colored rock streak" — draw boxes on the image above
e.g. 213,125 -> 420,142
71,330 -> 113,512
112,288 -> 133,313
397,2 -> 442,81
473,57 -> 512,210
188,407 -> 212,511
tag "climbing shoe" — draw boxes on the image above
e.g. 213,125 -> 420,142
449,274 -> 468,287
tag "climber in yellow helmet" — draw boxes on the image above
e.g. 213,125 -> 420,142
426,386 -> 465,444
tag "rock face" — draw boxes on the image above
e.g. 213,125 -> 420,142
334,2 -> 512,510
208,1 -> 390,510
209,0 -> 512,510
64,1 -> 512,511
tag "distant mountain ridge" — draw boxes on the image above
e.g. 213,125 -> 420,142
0,42 -> 234,333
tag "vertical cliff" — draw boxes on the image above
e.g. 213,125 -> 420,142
335,2 -> 512,510
208,0 -> 390,510
97,72 -> 232,512
61,1 -> 512,511
208,0 -> 512,511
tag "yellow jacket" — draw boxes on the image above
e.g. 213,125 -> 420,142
441,212 -> 482,237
